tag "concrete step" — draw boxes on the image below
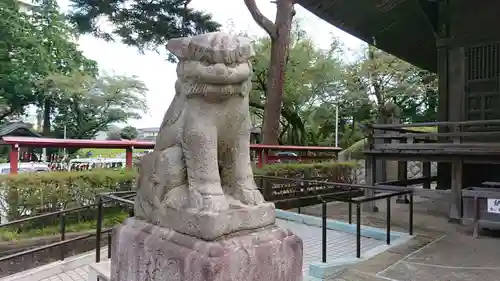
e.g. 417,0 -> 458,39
88,260 -> 110,281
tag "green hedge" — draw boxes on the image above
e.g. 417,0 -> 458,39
255,161 -> 358,182
0,162 -> 357,237
0,162 -> 357,220
0,169 -> 135,221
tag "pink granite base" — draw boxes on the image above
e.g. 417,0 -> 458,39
111,217 -> 303,281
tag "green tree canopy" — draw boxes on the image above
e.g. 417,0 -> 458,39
68,0 -> 221,56
0,0 -> 47,121
31,0 -> 98,135
41,72 -> 148,140
250,26 -> 345,146
120,126 -> 138,140
249,25 -> 438,148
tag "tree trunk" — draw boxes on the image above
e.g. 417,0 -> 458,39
244,0 -> 295,145
43,99 -> 51,136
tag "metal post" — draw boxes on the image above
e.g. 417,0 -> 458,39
409,193 -> 414,235
298,206 -> 301,214
96,196 -> 103,263
386,198 -> 391,245
335,105 -> 339,147
108,232 -> 112,259
59,213 -> 66,260
356,203 -> 361,258
63,125 -> 67,156
322,202 -> 327,263
348,202 -> 352,224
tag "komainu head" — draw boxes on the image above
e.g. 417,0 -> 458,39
167,32 -> 254,101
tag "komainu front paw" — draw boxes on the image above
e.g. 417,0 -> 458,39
189,189 -> 229,212
232,187 -> 265,206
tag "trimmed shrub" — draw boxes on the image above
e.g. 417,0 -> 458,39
0,161 -> 357,233
0,169 -> 135,221
255,161 -> 358,182
0,161 -> 360,241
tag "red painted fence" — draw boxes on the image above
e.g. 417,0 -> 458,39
1,137 -> 341,174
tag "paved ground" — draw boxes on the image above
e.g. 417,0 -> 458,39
276,219 -> 385,275
300,195 -> 500,281
26,218 -> 387,281
40,267 -> 88,281
10,194 -> 500,281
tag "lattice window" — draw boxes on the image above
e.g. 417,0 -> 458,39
465,43 -> 500,121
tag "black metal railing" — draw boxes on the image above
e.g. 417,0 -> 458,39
0,177 -> 415,274
95,192 -> 135,263
0,191 -> 135,267
260,176 -> 414,260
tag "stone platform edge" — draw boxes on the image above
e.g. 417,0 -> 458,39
0,248 -> 108,281
275,210 -> 413,281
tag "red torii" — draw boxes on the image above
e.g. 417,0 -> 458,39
1,136 -> 342,174
2,137 -> 154,174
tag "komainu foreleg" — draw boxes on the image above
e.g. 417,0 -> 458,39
182,110 -> 229,212
219,133 -> 264,206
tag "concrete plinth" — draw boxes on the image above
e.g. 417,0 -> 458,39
111,218 -> 303,281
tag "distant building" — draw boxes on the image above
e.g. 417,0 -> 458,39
17,0 -> 35,13
137,127 -> 160,142
0,122 -> 41,139
0,122 -> 42,162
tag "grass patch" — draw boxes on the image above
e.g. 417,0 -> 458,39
0,212 -> 129,241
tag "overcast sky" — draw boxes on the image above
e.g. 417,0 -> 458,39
54,0 -> 365,129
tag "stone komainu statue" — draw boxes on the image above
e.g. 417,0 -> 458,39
135,32 -> 266,225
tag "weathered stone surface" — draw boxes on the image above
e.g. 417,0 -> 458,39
133,32 -> 273,240
152,202 -> 276,241
119,32 -> 303,281
111,218 -> 303,281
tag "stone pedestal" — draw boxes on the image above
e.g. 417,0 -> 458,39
111,218 -> 303,281
153,202 -> 276,241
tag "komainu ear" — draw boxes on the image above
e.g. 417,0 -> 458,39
166,37 -> 191,59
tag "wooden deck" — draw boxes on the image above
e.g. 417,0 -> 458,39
362,119 -> 500,221
364,119 -> 500,162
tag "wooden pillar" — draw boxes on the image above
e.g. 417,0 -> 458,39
436,0 -> 450,191
374,129 -> 386,184
422,161 -> 431,189
449,158 -> 463,223
9,144 -> 19,174
396,138 -> 409,204
125,147 -> 134,169
449,123 -> 463,223
363,128 -> 378,212
364,155 -> 378,212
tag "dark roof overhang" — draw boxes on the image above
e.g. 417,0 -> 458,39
297,0 -> 438,72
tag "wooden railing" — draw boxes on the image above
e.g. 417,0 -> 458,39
365,119 -> 500,155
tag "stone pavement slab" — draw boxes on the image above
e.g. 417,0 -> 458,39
17,218 -> 389,281
329,234 -> 500,281
40,266 -> 88,281
276,218 -> 386,275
